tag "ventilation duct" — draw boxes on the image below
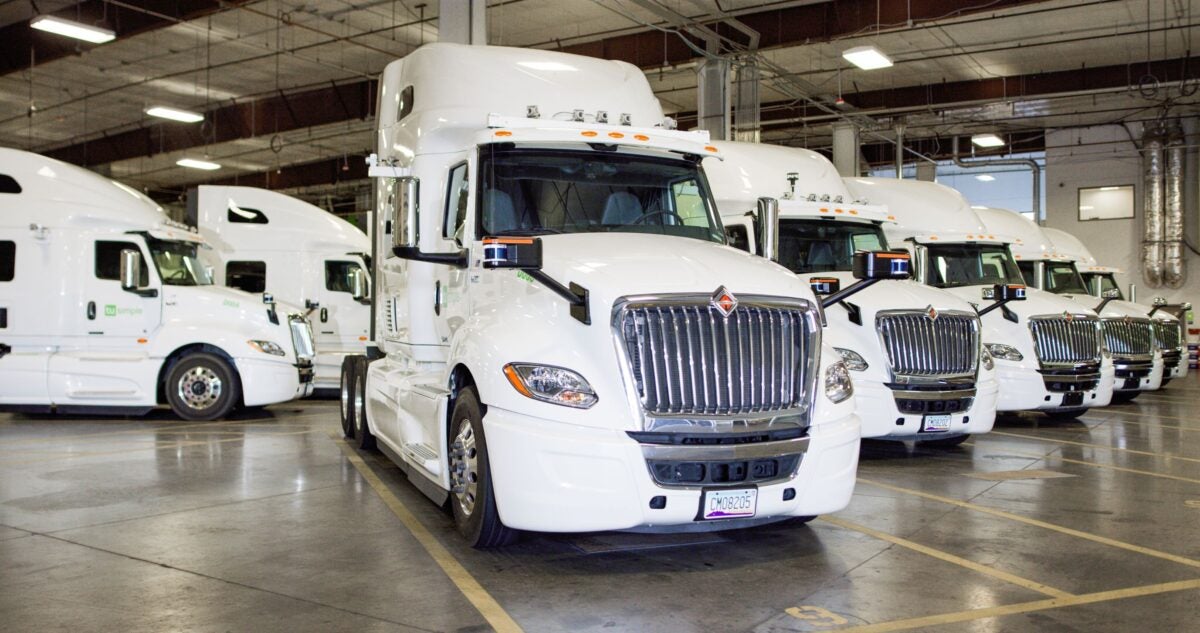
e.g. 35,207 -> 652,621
731,57 -> 761,143
1141,122 -> 1166,288
1163,121 -> 1187,288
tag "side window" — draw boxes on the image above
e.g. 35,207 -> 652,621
226,261 -> 266,293
850,233 -> 882,252
0,174 -> 20,194
725,225 -> 750,252
671,180 -> 708,226
95,241 -> 149,285
0,241 -> 13,281
228,204 -> 269,224
980,252 -> 1006,281
1017,261 -> 1036,285
325,261 -> 362,293
444,163 -> 469,241
398,85 -> 415,121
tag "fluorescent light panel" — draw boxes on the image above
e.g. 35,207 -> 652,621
971,133 -> 1005,148
146,106 -> 204,123
176,158 -> 221,171
975,175 -> 996,182
30,15 -> 115,44
842,45 -> 893,70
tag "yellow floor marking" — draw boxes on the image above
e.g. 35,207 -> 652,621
1094,409 -> 1200,425
1078,414 -> 1200,432
0,412 -> 334,447
827,578 -> 1200,633
0,430 -> 319,465
819,516 -> 1072,598
965,442 -> 1200,485
335,441 -> 523,633
987,430 -> 1200,464
858,479 -> 1200,570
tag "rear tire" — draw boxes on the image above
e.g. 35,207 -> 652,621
353,357 -> 376,451
448,387 -> 519,548
1045,408 -> 1088,421
1161,378 -> 1172,387
165,353 -> 240,421
920,434 -> 969,448
339,356 -> 357,439
1112,391 -> 1140,404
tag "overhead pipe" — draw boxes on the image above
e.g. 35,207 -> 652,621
951,136 -> 1041,222
1163,120 -> 1187,288
1141,122 -> 1166,288
894,121 -> 905,179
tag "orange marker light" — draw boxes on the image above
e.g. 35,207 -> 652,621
359,336 -> 368,341
887,215 -> 896,220
634,134 -> 649,141
849,209 -> 859,215
834,208 -> 844,214
608,132 -> 625,139
494,130 -> 513,137
503,364 -> 533,398
137,338 -> 148,344
581,131 -> 598,137
705,145 -> 718,152
819,208 -> 829,213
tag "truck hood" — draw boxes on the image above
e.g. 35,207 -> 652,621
538,233 -> 816,308
939,285 -> 1096,319
807,272 -> 979,314
1056,295 -> 1162,320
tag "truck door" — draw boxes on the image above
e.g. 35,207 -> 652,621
318,256 -> 370,354
48,238 -> 163,405
432,159 -> 472,345
0,234 -> 51,404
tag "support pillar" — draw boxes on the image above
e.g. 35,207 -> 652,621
916,161 -> 937,182
439,0 -> 487,45
832,121 -> 860,177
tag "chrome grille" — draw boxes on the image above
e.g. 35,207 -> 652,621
1029,316 -> 1101,366
875,311 -> 980,378
1102,318 -> 1154,358
615,297 -> 819,417
1153,320 -> 1183,352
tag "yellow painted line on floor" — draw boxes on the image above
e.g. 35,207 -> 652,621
0,412 -> 334,447
858,479 -> 1200,570
819,516 -> 1072,598
335,441 -> 523,633
1096,409 -> 1200,425
965,441 -> 1200,485
1079,415 -> 1200,433
987,430 -> 1200,464
826,578 -> 1200,633
0,430 -> 320,465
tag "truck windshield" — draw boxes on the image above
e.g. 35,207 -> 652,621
1043,261 -> 1088,294
777,219 -> 887,273
926,244 -> 1022,288
147,238 -> 213,286
478,147 -> 724,244
1086,272 -> 1122,299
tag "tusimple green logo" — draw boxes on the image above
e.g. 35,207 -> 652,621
222,299 -> 240,309
104,304 -> 117,317
104,305 -> 144,317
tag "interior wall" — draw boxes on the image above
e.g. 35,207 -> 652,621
1044,122 -> 1200,307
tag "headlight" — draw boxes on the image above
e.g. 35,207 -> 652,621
985,343 -> 1023,362
248,340 -> 286,356
834,348 -> 869,372
824,361 -> 854,404
981,347 -> 995,371
503,363 -> 597,409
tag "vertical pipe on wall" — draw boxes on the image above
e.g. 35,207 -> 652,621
894,121 -> 905,179
1164,121 -> 1187,288
1141,122 -> 1166,288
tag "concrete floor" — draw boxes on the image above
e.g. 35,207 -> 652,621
2,379 -> 1200,632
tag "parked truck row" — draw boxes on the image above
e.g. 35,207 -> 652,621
0,42 -> 1188,547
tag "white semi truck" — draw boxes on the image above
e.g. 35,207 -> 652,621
341,43 -> 872,547
189,186 -> 371,391
707,142 -> 998,447
976,207 -> 1163,401
843,178 -> 1113,419
0,148 -> 315,420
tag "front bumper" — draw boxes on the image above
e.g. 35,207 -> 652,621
995,362 -> 1105,412
853,379 -> 997,440
1113,357 -> 1161,392
235,357 -> 313,406
1162,350 -> 1188,380
482,406 -> 861,533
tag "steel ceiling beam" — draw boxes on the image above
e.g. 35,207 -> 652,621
0,1 -> 248,77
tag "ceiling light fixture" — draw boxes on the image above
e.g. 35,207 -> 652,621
971,133 -> 1005,148
30,15 -> 115,44
146,106 -> 204,123
975,175 -> 996,182
842,45 -> 893,70
176,158 -> 221,171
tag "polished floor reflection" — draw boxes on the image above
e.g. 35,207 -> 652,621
2,378 -> 1199,632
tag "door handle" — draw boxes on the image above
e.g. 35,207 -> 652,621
320,307 -> 328,323
434,280 -> 442,316
87,301 -> 96,320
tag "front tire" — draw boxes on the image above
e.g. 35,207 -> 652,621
339,356 -> 358,439
353,357 -> 375,451
920,434 -> 969,448
165,353 -> 240,421
448,387 -> 519,548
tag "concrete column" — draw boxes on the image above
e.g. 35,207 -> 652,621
916,161 -> 937,182
439,0 -> 487,45
831,121 -> 860,177
696,56 -> 729,140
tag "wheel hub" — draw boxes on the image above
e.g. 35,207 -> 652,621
449,419 -> 479,517
178,366 -> 222,411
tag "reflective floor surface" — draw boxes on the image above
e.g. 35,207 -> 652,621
3,376 -> 1199,632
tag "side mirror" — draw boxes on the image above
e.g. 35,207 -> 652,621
809,277 -> 841,295
852,250 -> 911,280
482,237 -> 543,270
1103,289 -> 1122,299
982,284 -> 1027,301
391,177 -> 419,251
120,249 -> 142,290
756,197 -> 779,262
350,268 -> 369,302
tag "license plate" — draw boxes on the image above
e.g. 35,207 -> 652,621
1062,392 -> 1084,406
700,488 -> 757,520
922,414 -> 952,432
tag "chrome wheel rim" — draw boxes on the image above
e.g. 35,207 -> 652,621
449,418 -> 479,517
354,377 -> 365,428
340,372 -> 351,423
178,366 -> 222,411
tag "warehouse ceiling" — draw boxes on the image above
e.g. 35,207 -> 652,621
1,0 -> 1198,211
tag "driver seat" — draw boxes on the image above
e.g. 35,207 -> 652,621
601,191 -> 643,225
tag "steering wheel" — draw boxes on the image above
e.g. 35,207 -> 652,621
628,210 -> 682,226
